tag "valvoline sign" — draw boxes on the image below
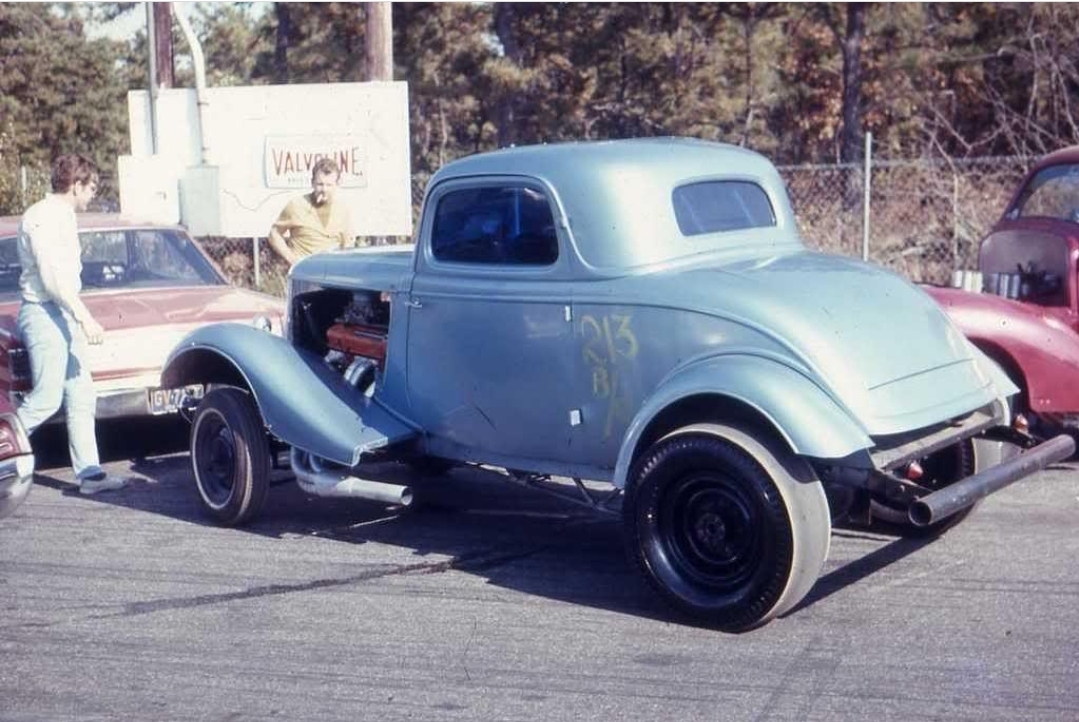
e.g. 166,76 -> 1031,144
263,135 -> 368,189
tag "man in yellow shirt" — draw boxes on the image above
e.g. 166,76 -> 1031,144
267,157 -> 354,267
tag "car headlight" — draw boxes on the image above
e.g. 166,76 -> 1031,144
251,315 -> 274,334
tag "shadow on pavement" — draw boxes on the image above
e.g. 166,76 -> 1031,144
26,419 -> 939,631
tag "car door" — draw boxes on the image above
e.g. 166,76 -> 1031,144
404,180 -> 577,462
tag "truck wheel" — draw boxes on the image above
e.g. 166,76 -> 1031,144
190,387 -> 270,526
625,423 -> 830,632
870,439 -> 976,536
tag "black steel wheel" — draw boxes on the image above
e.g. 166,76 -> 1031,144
190,387 -> 270,526
625,424 -> 830,632
870,439 -> 976,536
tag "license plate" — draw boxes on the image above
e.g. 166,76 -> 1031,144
148,384 -> 204,415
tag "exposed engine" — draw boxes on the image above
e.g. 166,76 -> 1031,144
292,288 -> 390,395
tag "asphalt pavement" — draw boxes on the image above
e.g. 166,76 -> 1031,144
2,426 -> 1079,722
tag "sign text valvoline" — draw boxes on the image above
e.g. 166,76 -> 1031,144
264,135 -> 368,189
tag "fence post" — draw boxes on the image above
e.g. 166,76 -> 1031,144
952,173 -> 959,271
861,131 -> 872,262
19,166 -> 27,209
252,237 -> 261,290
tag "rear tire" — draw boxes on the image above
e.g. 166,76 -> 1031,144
624,423 -> 830,632
190,387 -> 270,526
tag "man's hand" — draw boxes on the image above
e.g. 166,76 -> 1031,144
80,317 -> 105,345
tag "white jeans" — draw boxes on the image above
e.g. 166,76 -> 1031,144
15,301 -> 103,480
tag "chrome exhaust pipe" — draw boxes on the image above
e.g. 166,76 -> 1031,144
291,448 -> 412,506
909,434 -> 1074,527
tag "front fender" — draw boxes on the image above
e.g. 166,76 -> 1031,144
928,286 -> 1079,412
162,324 -> 416,466
613,354 -> 872,489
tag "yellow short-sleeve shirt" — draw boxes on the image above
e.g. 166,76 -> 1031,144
271,193 -> 354,258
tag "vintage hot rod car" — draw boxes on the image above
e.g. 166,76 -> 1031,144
161,138 -> 1072,631
925,145 -> 1079,440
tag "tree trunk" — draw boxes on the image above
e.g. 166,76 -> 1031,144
838,2 -> 867,224
839,3 -> 866,165
273,2 -> 290,84
152,2 -> 174,88
494,4 -> 518,148
365,2 -> 393,81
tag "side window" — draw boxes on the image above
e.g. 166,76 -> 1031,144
431,185 -> 558,266
672,180 -> 776,236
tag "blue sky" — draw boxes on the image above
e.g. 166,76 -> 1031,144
85,2 -> 271,42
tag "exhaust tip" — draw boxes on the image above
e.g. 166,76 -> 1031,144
908,501 -> 933,527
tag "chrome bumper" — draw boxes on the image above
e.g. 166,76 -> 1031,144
12,387 -> 178,424
0,453 -> 36,519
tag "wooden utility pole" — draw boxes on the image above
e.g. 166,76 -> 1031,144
364,2 -> 393,81
153,2 -> 175,88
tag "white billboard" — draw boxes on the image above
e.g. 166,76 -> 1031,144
121,81 -> 412,239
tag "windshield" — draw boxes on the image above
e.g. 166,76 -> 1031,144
1011,163 -> 1079,223
0,227 -> 225,298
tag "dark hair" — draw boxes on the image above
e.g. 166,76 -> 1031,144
51,154 -> 99,193
311,157 -> 341,182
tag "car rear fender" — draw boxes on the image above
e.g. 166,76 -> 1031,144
613,353 -> 873,489
162,323 -> 417,467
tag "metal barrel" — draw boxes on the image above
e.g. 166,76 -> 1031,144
909,434 -> 1075,527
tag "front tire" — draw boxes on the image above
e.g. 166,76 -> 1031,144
190,387 -> 270,526
625,423 -> 830,632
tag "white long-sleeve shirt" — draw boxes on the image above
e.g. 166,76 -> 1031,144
17,194 -> 94,326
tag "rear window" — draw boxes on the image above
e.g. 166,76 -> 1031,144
672,181 -> 776,236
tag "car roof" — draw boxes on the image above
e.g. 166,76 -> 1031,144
0,213 -> 187,238
426,137 -> 798,270
431,136 -> 773,185
1029,145 -> 1079,172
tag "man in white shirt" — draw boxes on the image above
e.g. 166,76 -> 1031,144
16,154 -> 125,495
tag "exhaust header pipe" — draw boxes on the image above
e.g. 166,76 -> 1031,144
291,449 -> 412,506
909,434 -> 1074,527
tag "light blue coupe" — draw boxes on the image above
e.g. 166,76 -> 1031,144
162,138 -> 1072,631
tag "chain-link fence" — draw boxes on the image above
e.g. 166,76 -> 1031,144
3,153 -> 1037,295
781,155 -> 1033,286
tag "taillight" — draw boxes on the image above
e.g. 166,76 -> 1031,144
0,412 -> 31,458
8,347 -> 31,392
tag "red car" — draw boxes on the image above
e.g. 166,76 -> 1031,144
925,145 -> 1079,439
0,214 -> 285,517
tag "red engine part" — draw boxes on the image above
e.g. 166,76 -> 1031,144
325,323 -> 388,365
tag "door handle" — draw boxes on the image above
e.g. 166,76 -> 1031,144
405,298 -> 423,309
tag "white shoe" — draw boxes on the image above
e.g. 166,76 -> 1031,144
79,474 -> 128,496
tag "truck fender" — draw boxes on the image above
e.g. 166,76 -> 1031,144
930,286 -> 1079,412
613,354 -> 872,489
162,324 -> 416,467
